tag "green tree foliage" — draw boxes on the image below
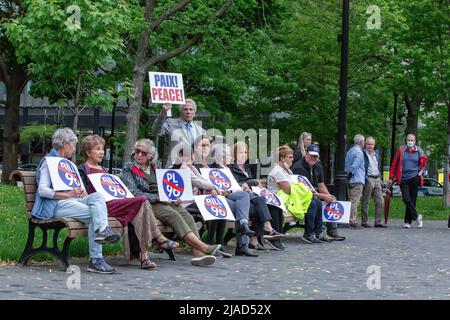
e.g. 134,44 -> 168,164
20,123 -> 56,144
4,0 -> 135,134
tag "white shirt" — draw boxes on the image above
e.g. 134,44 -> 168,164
367,151 -> 380,176
267,164 -> 292,193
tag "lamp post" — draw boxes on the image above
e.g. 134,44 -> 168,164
335,0 -> 350,201
390,93 -> 398,166
109,83 -> 121,173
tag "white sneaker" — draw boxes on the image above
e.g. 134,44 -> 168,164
190,255 -> 216,267
404,223 -> 411,229
417,214 -> 423,229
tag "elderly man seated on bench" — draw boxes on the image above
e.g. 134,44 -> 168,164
31,128 -> 121,274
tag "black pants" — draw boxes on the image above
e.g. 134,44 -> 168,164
400,175 -> 420,224
268,206 -> 283,233
248,195 -> 272,237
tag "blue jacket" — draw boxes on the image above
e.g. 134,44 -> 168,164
363,149 -> 382,180
31,149 -> 60,220
345,145 -> 366,185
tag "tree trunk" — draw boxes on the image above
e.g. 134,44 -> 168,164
1,66 -> 28,183
123,27 -> 150,163
71,105 -> 79,163
444,101 -> 450,207
404,94 -> 421,136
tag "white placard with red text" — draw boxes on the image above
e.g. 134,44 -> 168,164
156,169 -> 193,202
193,195 -> 235,221
46,157 -> 85,191
322,201 -> 351,224
290,175 -> 316,192
252,186 -> 287,212
88,173 -> 134,202
200,168 -> 243,192
149,72 -> 185,105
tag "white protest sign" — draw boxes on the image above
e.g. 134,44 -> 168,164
322,201 -> 351,224
290,175 -> 316,192
88,173 -> 134,202
149,72 -> 185,105
46,157 -> 85,191
252,186 -> 287,212
200,168 -> 242,192
156,169 -> 193,202
193,195 -> 235,221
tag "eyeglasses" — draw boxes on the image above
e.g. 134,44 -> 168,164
135,149 -> 148,157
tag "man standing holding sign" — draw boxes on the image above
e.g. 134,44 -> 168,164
292,144 -> 346,241
150,71 -> 206,166
152,99 -> 206,167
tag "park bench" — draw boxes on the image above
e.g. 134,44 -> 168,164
9,170 -> 175,270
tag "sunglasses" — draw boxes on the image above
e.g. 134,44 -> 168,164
135,149 -> 148,157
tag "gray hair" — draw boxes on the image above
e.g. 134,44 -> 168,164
52,128 -> 77,149
366,136 -> 375,144
210,143 -> 231,164
354,134 -> 365,145
134,138 -> 158,166
179,98 -> 197,113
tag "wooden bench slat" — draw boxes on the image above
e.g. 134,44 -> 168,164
23,184 -> 37,193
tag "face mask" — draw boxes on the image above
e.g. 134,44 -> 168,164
407,141 -> 414,148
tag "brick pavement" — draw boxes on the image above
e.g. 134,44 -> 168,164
0,219 -> 449,300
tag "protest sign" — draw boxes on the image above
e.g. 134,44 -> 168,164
156,169 -> 193,201
200,168 -> 242,192
149,72 -> 185,105
46,157 -> 85,191
322,201 -> 351,224
88,173 -> 134,202
193,195 -> 235,221
252,186 -> 287,212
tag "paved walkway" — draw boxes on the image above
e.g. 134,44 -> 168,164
0,219 -> 449,300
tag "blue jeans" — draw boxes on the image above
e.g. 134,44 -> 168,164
226,191 -> 251,246
304,197 -> 323,237
54,192 -> 109,259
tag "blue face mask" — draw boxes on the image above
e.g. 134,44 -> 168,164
407,141 -> 415,148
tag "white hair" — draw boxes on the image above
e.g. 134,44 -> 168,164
179,98 -> 197,113
210,143 -> 231,164
354,134 -> 365,145
134,138 -> 158,166
52,128 -> 77,150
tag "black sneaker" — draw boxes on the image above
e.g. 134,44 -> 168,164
316,233 -> 333,243
266,239 -> 285,251
303,234 -> 322,244
217,246 -> 232,258
87,258 -> 116,274
327,232 -> 346,241
95,226 -> 121,244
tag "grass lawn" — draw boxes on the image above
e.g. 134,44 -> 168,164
1,183 -> 449,262
0,184 -> 123,263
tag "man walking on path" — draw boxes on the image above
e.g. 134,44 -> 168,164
361,137 -> 386,228
388,134 -> 428,229
345,134 -> 366,229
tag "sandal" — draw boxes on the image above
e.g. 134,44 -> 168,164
156,238 -> 179,250
140,258 -> 157,269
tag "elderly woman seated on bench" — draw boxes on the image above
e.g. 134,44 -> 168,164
32,128 -> 121,274
120,138 -> 221,267
78,135 -> 179,269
